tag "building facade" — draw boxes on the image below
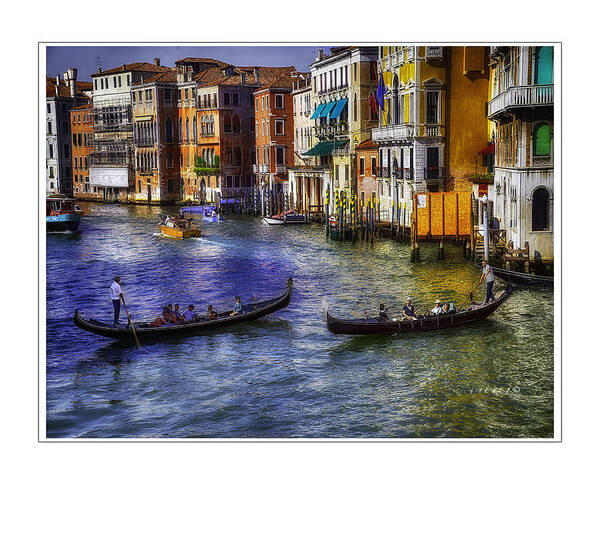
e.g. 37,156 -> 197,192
487,45 -> 554,262
70,104 -> 95,199
46,69 -> 91,195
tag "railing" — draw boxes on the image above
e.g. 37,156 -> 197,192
401,168 -> 414,180
89,152 -> 131,166
424,166 -> 445,181
377,167 -> 390,178
372,124 -> 414,142
487,84 -> 553,117
134,139 -> 156,147
275,165 -> 287,174
475,228 -> 506,249
425,124 -> 443,137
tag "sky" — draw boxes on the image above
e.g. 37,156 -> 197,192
46,46 -> 331,80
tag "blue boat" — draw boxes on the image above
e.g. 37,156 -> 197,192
180,205 -> 224,222
47,195 -> 81,232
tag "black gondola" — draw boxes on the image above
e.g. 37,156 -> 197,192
326,282 -> 512,335
74,278 -> 293,342
491,266 -> 553,287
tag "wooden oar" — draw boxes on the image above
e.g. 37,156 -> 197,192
121,297 -> 141,349
457,283 -> 480,311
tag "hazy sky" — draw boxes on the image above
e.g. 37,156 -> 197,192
46,46 -> 330,80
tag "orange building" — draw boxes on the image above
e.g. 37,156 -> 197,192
253,73 -> 303,192
70,104 -> 96,200
355,138 -> 378,206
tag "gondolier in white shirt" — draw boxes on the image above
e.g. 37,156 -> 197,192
110,276 -> 124,325
479,260 -> 495,304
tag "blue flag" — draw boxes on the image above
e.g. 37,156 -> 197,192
376,73 -> 386,110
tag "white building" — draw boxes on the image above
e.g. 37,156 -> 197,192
487,46 -> 554,263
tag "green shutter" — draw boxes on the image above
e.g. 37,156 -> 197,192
535,47 -> 553,85
534,124 -> 551,156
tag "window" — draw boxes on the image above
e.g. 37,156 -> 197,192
48,144 -> 53,158
165,117 -> 173,143
78,134 -> 82,146
353,94 -> 357,122
261,96 -> 265,110
233,147 -> 242,166
47,121 -> 52,134
276,147 -> 284,165
335,164 -> 339,180
224,93 -> 230,106
532,187 -> 550,231
535,46 -> 553,85
94,80 -> 98,90
533,123 -> 551,156
232,115 -> 240,133
164,88 -> 172,103
275,119 -> 284,135
47,103 -> 51,114
49,167 -> 54,178
118,75 -> 122,87
426,92 -> 438,124
224,114 -> 232,133
345,165 -> 349,180
232,93 -> 239,106
72,133 -> 77,146
359,157 -> 365,175
63,144 -> 70,158
127,75 -> 131,86
168,179 -> 174,193
392,76 -> 399,124
371,156 -> 377,174
275,94 -> 284,109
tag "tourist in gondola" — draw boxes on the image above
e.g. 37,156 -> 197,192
149,306 -> 170,327
110,275 -> 124,325
183,304 -> 196,323
431,299 -> 444,316
231,296 -> 243,316
379,303 -> 390,321
402,299 -> 417,321
479,259 -> 496,304
173,304 -> 186,323
207,305 -> 217,320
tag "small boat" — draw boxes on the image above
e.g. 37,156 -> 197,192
326,283 -> 512,335
201,206 -> 224,223
47,194 -> 81,232
263,209 -> 307,225
491,266 -> 553,287
73,278 -> 293,342
180,205 -> 210,215
74,203 -> 84,216
159,214 -> 201,239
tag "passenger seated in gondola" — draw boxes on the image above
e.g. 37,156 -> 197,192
163,304 -> 178,325
442,303 -> 456,314
401,298 -> 417,320
207,304 -> 217,320
431,299 -> 444,316
183,304 -> 196,323
379,303 -> 390,321
231,296 -> 243,316
173,304 -> 185,324
149,306 -> 171,327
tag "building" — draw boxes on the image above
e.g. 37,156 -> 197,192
70,104 -> 95,199
131,69 -> 180,204
487,46 -> 554,263
254,72 -> 304,197
89,60 -> 172,202
355,138 -> 378,206
46,69 -> 92,195
290,47 -> 378,216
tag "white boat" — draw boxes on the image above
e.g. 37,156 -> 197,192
262,210 -> 307,225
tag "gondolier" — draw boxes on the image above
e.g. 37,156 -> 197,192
479,260 -> 495,304
110,276 -> 124,325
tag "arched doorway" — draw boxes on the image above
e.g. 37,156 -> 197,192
532,187 -> 550,231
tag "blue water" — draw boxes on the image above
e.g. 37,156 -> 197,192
46,202 -> 554,438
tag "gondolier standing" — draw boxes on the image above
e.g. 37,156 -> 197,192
479,260 -> 495,304
110,276 -> 124,325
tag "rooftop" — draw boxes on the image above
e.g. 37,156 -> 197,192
91,61 -> 171,77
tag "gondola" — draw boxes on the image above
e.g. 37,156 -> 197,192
74,278 -> 293,342
326,282 -> 512,335
491,266 -> 553,287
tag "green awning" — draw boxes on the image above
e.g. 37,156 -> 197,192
302,139 -> 349,157
329,98 -> 348,119
319,101 -> 336,118
310,103 -> 326,120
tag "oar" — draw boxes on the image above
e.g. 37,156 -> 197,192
457,283 -> 480,311
121,296 -> 141,349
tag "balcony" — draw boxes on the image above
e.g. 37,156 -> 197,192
487,84 -> 553,118
424,166 -> 445,182
253,164 -> 269,174
275,164 -> 287,174
134,138 -> 156,148
406,47 -> 415,62
425,124 -> 443,137
377,167 -> 390,178
401,168 -> 414,180
372,124 -> 414,142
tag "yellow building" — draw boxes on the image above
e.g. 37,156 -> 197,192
373,46 -> 490,225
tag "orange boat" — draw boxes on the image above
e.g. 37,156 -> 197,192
159,216 -> 201,239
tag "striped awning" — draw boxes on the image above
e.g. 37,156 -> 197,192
329,98 -> 348,119
310,103 -> 326,120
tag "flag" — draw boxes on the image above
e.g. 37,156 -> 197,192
369,91 -> 378,117
376,73 -> 386,110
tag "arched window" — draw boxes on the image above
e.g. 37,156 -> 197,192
185,118 -> 190,141
209,115 -> 214,134
178,118 -> 182,142
533,123 -> 551,156
201,148 -> 206,164
535,46 -> 553,85
193,117 -> 197,140
532,187 -> 550,231
392,75 -> 399,125
225,148 -> 232,165
224,114 -> 232,133
353,93 -> 357,122
165,117 -> 173,143
232,115 -> 240,133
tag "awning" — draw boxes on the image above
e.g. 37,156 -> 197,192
478,143 -> 495,155
302,139 -> 349,157
310,103 -> 326,120
329,98 -> 348,119
319,101 -> 336,118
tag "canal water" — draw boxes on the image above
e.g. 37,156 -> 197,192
46,202 -> 554,438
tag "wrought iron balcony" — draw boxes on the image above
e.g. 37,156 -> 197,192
372,124 -> 414,142
487,84 -> 553,118
424,166 -> 445,181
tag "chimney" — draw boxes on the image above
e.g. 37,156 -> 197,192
254,67 -> 259,84
121,63 -> 126,71
55,74 -> 61,86
317,49 -> 324,61
97,67 -> 102,74
154,57 -> 160,66
63,68 -> 78,106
